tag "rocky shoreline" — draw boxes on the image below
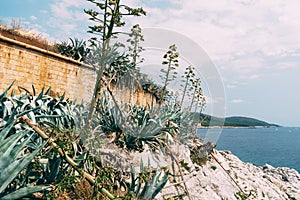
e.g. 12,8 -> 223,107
157,149 -> 300,200
98,140 -> 300,200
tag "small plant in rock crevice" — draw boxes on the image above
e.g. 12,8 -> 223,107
124,160 -> 169,200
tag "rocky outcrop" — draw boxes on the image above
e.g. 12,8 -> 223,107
96,141 -> 300,200
158,150 -> 300,200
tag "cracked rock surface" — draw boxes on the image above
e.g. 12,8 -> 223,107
98,141 -> 300,200
159,150 -> 300,200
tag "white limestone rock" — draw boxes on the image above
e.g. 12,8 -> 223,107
97,142 -> 300,200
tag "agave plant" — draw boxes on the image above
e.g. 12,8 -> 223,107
56,38 -> 90,62
104,54 -> 136,84
139,75 -> 166,102
0,85 -> 79,129
0,115 -> 49,200
93,92 -> 175,151
125,160 -> 169,200
0,84 -> 93,198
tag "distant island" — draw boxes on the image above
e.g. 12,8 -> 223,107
194,113 -> 281,128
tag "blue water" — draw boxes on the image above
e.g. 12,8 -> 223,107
197,127 -> 300,172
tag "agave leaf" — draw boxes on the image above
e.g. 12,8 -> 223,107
140,158 -> 144,171
0,133 -> 23,161
0,130 -> 29,156
134,160 -> 144,196
16,107 -> 41,118
135,181 -> 142,197
19,99 -> 31,111
151,172 -> 169,199
31,85 -> 36,96
138,181 -> 149,199
129,166 -> 136,192
10,89 -> 16,97
0,114 -> 15,142
36,87 -> 44,101
46,157 -> 61,183
59,92 -> 65,101
0,82 -> 14,101
40,121 -> 55,127
0,185 -> 50,200
35,115 -> 62,119
17,86 -> 31,95
143,170 -> 159,199
44,87 -> 51,96
3,101 -> 14,117
75,153 -> 87,164
0,141 -> 45,193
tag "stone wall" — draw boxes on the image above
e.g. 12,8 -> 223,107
0,35 -> 97,102
0,35 -> 156,106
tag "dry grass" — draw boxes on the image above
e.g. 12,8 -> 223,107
0,19 -> 58,52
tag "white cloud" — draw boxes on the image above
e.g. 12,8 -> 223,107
50,0 -> 88,19
226,84 -> 237,89
126,0 -> 300,81
230,99 -> 244,104
46,0 -> 92,40
39,10 -> 48,14
30,16 -> 37,20
205,96 -> 225,105
43,0 -> 300,125
41,0 -> 300,105
277,61 -> 300,69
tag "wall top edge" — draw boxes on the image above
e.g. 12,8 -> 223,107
0,34 -> 95,71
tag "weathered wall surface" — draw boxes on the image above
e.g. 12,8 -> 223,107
114,86 -> 157,107
0,35 -> 156,106
0,35 -> 97,102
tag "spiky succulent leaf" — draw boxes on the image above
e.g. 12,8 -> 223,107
127,162 -> 169,200
0,119 -> 46,195
151,171 -> 169,199
0,185 -> 50,200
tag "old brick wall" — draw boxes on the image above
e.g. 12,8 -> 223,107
0,35 -> 157,106
0,35 -> 97,102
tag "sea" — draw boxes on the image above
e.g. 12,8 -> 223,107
197,127 -> 300,172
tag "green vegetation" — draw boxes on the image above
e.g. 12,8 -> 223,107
0,116 -> 49,200
234,191 -> 248,200
0,84 -> 172,199
224,116 -> 280,127
56,38 -> 90,62
125,161 -> 169,200
84,0 -> 146,125
190,145 -> 210,166
196,113 -> 280,127
0,0 -> 209,199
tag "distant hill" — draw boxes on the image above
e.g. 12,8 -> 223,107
193,113 -> 280,127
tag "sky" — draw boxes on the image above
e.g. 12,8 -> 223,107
1,0 -> 300,126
